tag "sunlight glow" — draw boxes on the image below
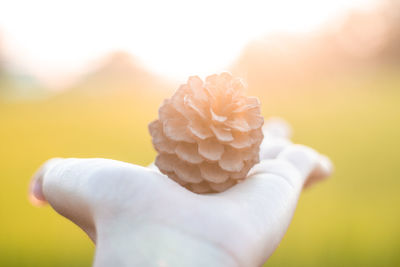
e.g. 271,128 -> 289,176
0,0 -> 376,86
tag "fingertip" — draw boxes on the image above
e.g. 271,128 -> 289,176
259,138 -> 292,160
260,117 -> 293,160
277,145 -> 319,179
246,159 -> 303,189
263,117 -> 292,139
28,157 -> 64,206
303,154 -> 333,189
319,154 -> 334,177
29,177 -> 47,206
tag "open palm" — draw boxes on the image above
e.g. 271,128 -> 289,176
30,119 -> 332,267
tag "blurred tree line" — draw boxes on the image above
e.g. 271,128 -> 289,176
0,34 -> 48,101
0,35 -> 11,98
1,0 -> 400,100
232,0 -> 400,90
377,0 -> 400,64
0,35 -> 6,85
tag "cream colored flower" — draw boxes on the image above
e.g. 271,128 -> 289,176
149,72 -> 264,193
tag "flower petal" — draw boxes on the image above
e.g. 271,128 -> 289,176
219,72 -> 233,81
210,124 -> 234,142
250,129 -> 264,145
184,95 -> 208,119
210,108 -> 227,123
246,96 -> 260,106
229,132 -> 253,149
231,77 -> 246,93
219,147 -> 244,172
205,74 -> 219,85
230,160 -> 253,179
171,85 -> 190,116
159,101 -> 196,142
246,113 -> 264,130
188,76 -> 208,102
190,182 -> 213,194
166,171 -> 188,186
188,120 -> 213,140
198,138 -> 224,161
242,146 -> 259,161
199,162 -> 229,183
208,179 -> 236,192
225,116 -> 251,132
188,75 -> 203,90
159,100 -> 178,121
175,143 -> 203,164
233,97 -> 260,113
174,160 -> 203,183
163,117 -> 195,143
149,120 -> 177,153
155,153 -> 178,172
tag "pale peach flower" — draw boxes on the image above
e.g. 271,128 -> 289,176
149,72 -> 264,193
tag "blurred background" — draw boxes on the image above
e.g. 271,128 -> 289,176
0,0 -> 399,266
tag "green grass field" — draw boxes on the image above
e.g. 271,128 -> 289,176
0,71 -> 399,266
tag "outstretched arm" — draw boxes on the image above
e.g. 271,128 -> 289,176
29,119 -> 332,267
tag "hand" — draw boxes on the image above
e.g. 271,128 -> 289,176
29,118 -> 332,267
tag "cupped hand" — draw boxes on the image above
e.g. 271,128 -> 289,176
29,118 -> 332,267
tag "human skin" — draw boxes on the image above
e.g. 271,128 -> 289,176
29,119 -> 332,267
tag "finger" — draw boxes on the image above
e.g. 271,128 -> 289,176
276,145 -> 332,187
259,138 -> 292,160
223,145 -> 332,264
304,154 -> 333,188
260,117 -> 292,160
30,158 -> 100,240
260,118 -> 332,186
263,117 -> 292,139
29,158 -> 63,205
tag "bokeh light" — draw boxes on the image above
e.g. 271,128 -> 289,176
0,0 -> 376,86
1,0 -> 399,266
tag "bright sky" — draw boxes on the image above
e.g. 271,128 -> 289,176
0,0 -> 376,87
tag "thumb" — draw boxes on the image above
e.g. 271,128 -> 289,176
30,158 -> 102,241
29,158 -> 156,242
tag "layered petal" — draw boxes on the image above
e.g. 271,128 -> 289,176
229,132 -> 253,149
150,72 -> 264,193
250,129 -> 264,145
163,117 -> 194,143
208,179 -> 236,192
174,160 -> 203,183
188,120 -> 213,140
210,108 -> 227,123
184,95 -> 208,119
166,171 -> 188,186
210,124 -> 234,142
198,138 -> 224,161
225,115 -> 251,132
246,111 -> 264,130
199,162 -> 229,183
219,147 -> 244,172
190,181 -> 213,194
155,153 -> 177,172
175,143 -> 203,164
149,120 -> 177,153
171,85 -> 190,116
230,160 -> 254,179
188,76 -> 208,102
